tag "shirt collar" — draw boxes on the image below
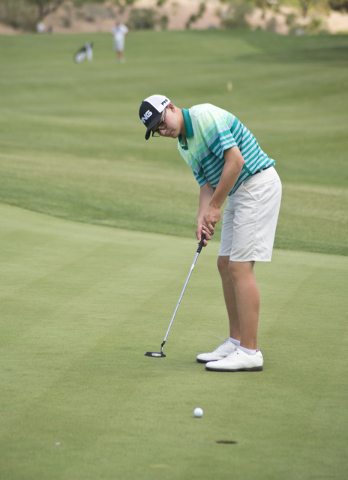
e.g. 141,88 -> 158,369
182,108 -> 194,138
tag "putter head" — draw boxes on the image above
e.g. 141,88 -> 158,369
145,352 -> 166,358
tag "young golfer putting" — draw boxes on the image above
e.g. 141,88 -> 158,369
139,95 -> 282,372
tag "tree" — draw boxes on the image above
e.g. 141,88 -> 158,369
299,0 -> 312,16
298,0 -> 331,17
26,0 -> 64,21
329,0 -> 348,11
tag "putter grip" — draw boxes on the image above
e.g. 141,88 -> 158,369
197,234 -> 206,253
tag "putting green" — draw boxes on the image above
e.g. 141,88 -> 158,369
1,203 -> 347,480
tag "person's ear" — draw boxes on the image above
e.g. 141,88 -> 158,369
167,103 -> 175,113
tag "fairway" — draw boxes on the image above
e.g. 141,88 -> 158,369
0,204 -> 347,479
0,28 -> 348,479
0,30 -> 347,254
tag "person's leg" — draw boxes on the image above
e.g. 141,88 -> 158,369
205,258 -> 263,371
117,50 -> 125,62
196,258 -> 239,363
206,169 -> 281,371
217,256 -> 240,341
228,260 -> 260,350
114,40 -> 118,61
218,257 -> 259,349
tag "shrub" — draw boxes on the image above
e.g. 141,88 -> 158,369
61,15 -> 71,27
159,14 -> 169,29
266,16 -> 276,31
329,0 -> 348,12
220,2 -> 254,29
127,8 -> 158,29
0,0 -> 37,30
186,2 -> 206,29
286,13 -> 296,27
307,16 -> 329,34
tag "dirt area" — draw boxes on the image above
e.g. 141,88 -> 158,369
1,0 -> 348,35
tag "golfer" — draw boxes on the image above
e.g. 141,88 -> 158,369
139,95 -> 282,372
111,22 -> 128,63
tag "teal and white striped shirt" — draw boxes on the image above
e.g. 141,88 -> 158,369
178,104 -> 275,195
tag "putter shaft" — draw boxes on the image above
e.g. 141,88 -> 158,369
161,235 -> 205,350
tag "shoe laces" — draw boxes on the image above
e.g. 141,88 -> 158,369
215,338 -> 230,352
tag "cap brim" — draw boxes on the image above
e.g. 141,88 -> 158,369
145,113 -> 162,140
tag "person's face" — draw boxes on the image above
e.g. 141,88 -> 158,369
151,104 -> 182,139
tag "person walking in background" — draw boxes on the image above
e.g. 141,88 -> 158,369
36,21 -> 46,34
111,22 -> 129,63
139,95 -> 282,373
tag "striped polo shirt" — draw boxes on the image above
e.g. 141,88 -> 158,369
177,104 -> 275,195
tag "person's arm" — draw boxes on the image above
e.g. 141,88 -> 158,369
196,182 -> 215,245
202,146 -> 244,238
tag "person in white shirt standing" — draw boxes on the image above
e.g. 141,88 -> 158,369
111,22 -> 129,63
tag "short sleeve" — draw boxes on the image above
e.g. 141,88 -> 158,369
193,168 -> 208,188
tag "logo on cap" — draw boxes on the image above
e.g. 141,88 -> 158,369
141,110 -> 153,124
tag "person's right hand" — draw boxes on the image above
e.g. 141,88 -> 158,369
196,223 -> 210,247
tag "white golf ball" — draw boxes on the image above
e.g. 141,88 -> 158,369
194,407 -> 203,418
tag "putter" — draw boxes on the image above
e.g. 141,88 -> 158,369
145,234 -> 206,358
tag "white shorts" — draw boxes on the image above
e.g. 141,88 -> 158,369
219,167 -> 282,262
114,39 -> 124,51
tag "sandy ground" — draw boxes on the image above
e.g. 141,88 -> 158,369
1,0 -> 348,35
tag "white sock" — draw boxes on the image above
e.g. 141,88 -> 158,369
229,337 -> 240,347
239,346 -> 257,355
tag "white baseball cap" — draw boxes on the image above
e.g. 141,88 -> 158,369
139,95 -> 170,140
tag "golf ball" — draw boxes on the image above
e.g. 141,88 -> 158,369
194,407 -> 203,418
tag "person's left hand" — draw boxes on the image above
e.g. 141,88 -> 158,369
202,206 -> 221,236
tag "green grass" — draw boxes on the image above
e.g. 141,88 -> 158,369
0,203 -> 347,480
0,30 -> 348,479
0,30 -> 347,254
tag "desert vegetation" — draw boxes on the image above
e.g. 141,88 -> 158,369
0,0 -> 347,34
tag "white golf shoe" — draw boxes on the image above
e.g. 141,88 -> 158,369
205,348 -> 263,372
196,340 -> 238,363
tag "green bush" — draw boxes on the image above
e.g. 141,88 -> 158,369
220,1 -> 254,29
186,1 -> 206,29
61,15 -> 71,27
159,14 -> 169,30
307,16 -> 326,34
266,16 -> 277,31
127,8 -> 158,30
0,0 -> 37,30
286,12 -> 296,27
329,0 -> 348,12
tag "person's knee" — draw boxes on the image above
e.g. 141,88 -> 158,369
217,256 -> 229,278
229,261 -> 254,281
228,261 -> 239,281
